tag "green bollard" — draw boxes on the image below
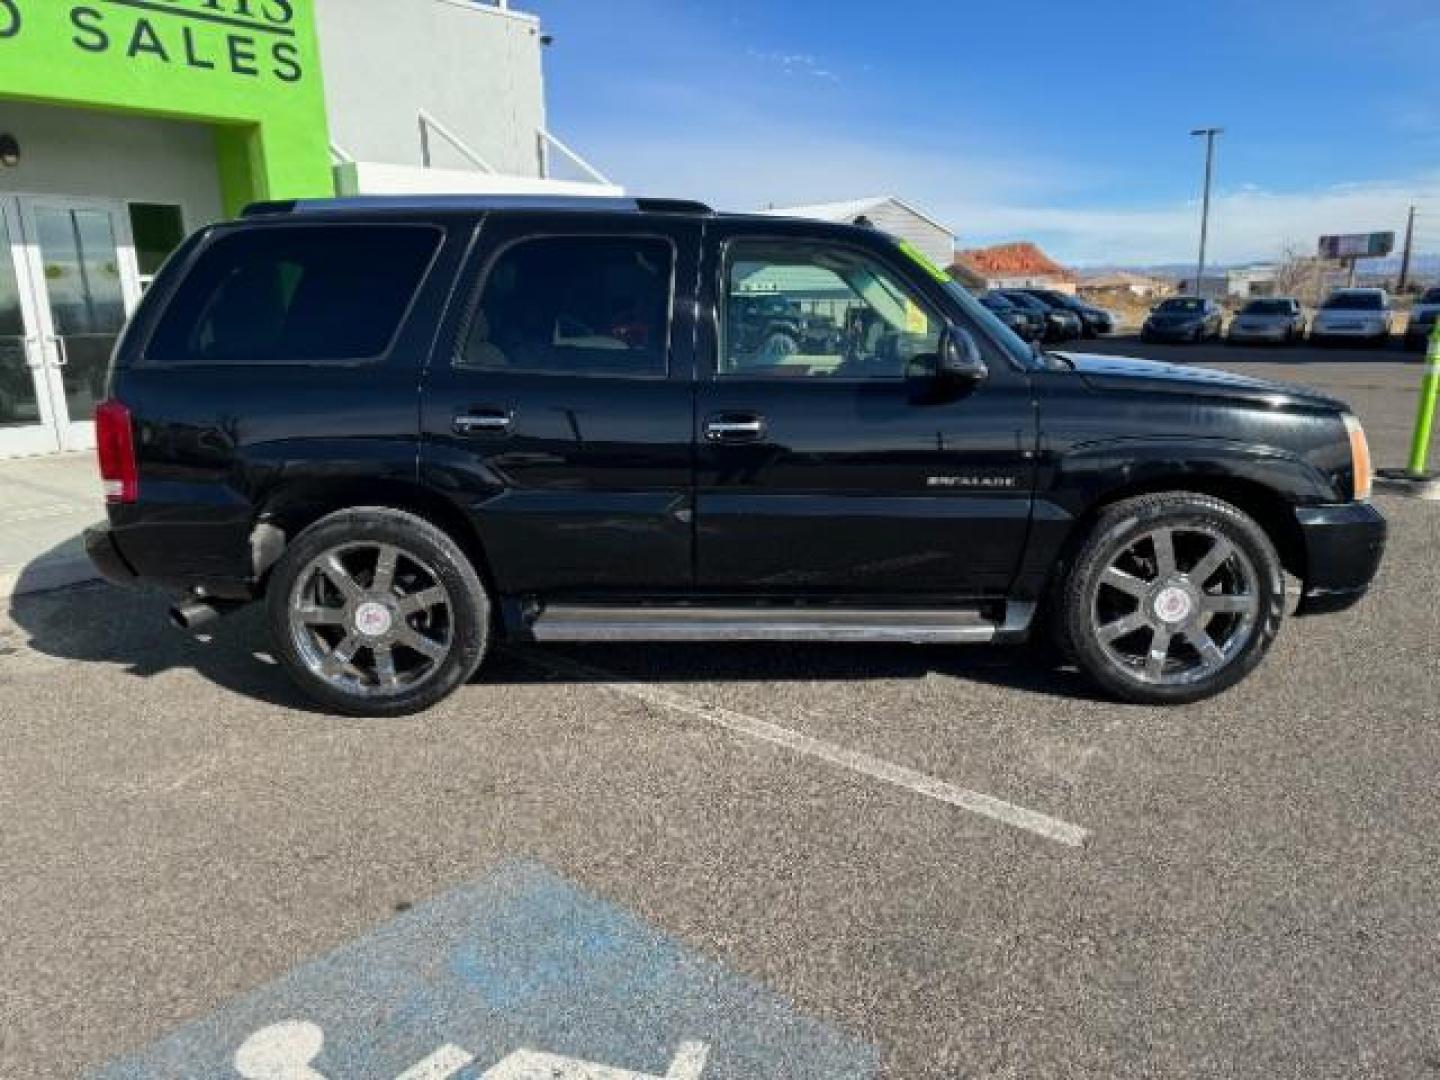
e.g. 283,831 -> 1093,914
1405,320 -> 1440,478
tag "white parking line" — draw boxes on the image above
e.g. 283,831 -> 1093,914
511,650 -> 1091,848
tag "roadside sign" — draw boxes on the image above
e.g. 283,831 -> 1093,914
1318,232 -> 1395,260
90,861 -> 876,1079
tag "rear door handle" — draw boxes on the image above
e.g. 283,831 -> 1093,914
453,408 -> 512,435
703,413 -> 767,442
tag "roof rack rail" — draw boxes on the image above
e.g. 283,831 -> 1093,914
240,195 -> 715,217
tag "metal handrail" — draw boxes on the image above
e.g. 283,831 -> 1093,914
418,109 -> 497,173
536,127 -> 612,185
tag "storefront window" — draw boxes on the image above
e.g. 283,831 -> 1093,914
128,203 -> 187,285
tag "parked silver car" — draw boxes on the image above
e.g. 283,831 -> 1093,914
1226,297 -> 1306,345
1310,288 -> 1393,346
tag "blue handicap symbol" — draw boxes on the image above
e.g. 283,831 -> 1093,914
91,860 -> 877,1079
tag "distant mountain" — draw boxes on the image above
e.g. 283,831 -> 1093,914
1078,254 -> 1440,279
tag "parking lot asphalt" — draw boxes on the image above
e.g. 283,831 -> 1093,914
3,343 -> 1438,1079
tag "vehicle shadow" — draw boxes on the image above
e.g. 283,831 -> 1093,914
6,541 -> 1108,710
483,639 -> 1109,704
5,543 -> 327,714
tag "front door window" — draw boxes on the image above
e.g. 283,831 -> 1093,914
721,241 -> 943,380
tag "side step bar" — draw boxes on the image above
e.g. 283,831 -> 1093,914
524,603 -> 1036,645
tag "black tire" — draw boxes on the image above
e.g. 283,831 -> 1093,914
1054,492 -> 1285,706
266,507 -> 490,717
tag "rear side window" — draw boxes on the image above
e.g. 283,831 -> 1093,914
459,236 -> 673,377
146,224 -> 441,365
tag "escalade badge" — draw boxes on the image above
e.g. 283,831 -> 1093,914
927,475 -> 1017,489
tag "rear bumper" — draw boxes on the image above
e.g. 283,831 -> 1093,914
1294,502 -> 1387,615
83,522 -> 140,588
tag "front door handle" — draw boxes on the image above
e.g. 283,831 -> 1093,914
703,413 -> 767,442
453,408 -> 512,435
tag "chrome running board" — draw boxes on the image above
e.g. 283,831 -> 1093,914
525,602 -> 1036,645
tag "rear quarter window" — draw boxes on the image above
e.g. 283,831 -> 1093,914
144,224 -> 442,366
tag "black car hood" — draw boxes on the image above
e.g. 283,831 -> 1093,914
1058,353 -> 1345,410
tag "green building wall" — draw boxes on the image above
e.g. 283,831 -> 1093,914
0,0 -> 334,215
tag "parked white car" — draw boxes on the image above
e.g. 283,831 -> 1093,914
1403,286 -> 1440,350
1310,288 -> 1393,347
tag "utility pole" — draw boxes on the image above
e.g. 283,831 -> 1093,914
1190,127 -> 1222,296
1398,204 -> 1417,293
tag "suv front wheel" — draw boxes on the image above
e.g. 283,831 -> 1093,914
1056,493 -> 1285,705
266,508 -> 490,717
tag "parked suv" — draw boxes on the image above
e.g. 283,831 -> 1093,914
1014,288 -> 1115,338
86,196 -> 1386,716
996,290 -> 1083,341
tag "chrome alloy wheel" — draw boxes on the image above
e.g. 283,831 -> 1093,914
287,542 -> 453,699
1091,524 -> 1260,687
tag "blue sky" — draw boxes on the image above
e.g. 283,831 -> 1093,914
528,0 -> 1440,266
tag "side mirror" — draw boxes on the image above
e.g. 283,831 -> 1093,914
936,325 -> 988,383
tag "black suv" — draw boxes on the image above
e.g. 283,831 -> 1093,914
86,196 -> 1386,716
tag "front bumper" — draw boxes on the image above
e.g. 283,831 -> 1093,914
1293,502 -> 1387,615
1228,324 -> 1289,342
83,522 -> 140,588
1142,323 -> 1203,341
1311,323 -> 1388,340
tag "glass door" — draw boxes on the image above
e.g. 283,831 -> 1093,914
0,201 -> 63,458
15,197 -> 142,454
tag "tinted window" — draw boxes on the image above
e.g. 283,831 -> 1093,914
128,203 -> 187,283
1242,299 -> 1292,315
460,236 -> 673,377
1156,298 -> 1205,313
1001,292 -> 1044,312
147,225 -> 440,365
1420,288 -> 1440,304
720,241 -> 941,379
1323,291 -> 1384,310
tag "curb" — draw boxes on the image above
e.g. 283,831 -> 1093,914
1375,469 -> 1440,501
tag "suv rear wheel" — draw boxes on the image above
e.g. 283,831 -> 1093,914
266,508 -> 490,717
1056,492 -> 1285,705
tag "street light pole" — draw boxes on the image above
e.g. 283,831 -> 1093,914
1191,127 -> 1222,296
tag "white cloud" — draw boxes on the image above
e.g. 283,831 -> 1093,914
581,115 -> 1437,267
961,177 -> 1440,266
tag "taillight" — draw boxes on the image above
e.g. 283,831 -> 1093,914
95,399 -> 138,504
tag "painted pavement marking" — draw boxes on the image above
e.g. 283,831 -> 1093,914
91,861 -> 875,1079
514,649 -> 1091,848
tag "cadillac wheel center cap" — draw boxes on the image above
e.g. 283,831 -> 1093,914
354,601 -> 393,638
1153,586 -> 1194,625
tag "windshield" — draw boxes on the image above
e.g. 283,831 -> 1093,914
940,279 -> 1041,370
1156,298 -> 1205,314
1421,288 -> 1440,304
1323,292 -> 1384,310
1241,300 -> 1292,315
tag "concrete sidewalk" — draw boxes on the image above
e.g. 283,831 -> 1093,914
0,452 -> 103,600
